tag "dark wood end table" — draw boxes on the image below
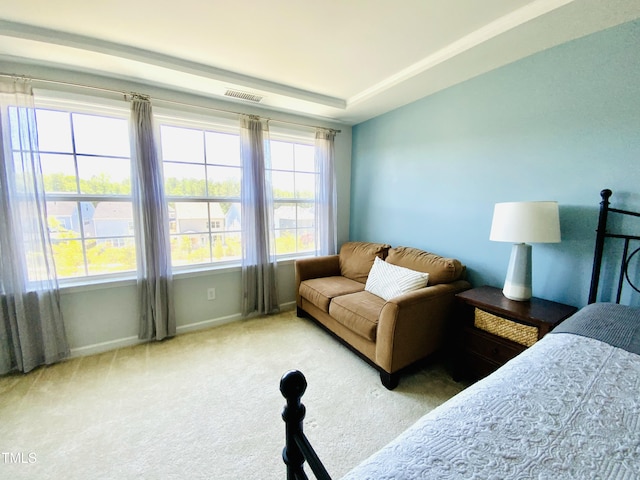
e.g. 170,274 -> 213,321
453,285 -> 578,381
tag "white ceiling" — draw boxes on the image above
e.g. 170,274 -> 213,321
1,0 -> 640,125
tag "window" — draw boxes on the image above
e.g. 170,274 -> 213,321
36,108 -> 135,279
269,139 -> 316,256
28,95 -> 321,281
159,123 -> 242,267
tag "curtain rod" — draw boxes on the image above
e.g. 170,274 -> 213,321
0,73 -> 341,134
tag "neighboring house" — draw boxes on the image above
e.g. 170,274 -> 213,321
92,202 -> 133,245
273,205 -> 314,231
225,203 -> 241,231
174,202 -> 225,234
173,202 -> 226,247
47,201 -> 95,238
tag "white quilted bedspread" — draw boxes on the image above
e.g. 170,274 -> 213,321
342,333 -> 640,479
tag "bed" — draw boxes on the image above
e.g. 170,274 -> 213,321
280,189 -> 640,479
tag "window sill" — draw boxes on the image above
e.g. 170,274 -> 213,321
58,274 -> 137,294
58,254 -> 311,294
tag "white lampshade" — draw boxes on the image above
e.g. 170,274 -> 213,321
490,201 -> 561,243
490,201 -> 561,301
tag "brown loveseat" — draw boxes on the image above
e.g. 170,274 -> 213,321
296,242 -> 471,389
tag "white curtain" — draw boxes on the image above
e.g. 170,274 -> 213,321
240,115 -> 279,317
0,79 -> 69,374
129,96 -> 176,340
314,129 -> 337,256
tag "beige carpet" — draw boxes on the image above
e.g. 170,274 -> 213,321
0,310 -> 466,479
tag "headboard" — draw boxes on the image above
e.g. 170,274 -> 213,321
589,189 -> 640,304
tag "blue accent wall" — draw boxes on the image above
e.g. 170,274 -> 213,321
351,19 -> 640,308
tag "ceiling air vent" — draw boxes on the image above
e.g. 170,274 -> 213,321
224,89 -> 264,103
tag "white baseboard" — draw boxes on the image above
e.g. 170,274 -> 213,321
69,335 -> 144,358
176,312 -> 243,335
279,301 -> 297,311
68,301 -> 297,358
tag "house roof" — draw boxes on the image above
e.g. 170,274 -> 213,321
1,1 -> 639,124
93,202 -> 132,220
46,201 -> 77,217
174,202 -> 225,220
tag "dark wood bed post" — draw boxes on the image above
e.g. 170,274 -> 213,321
588,189 -> 612,304
280,370 -> 332,480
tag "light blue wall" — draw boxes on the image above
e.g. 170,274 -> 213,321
351,19 -> 640,308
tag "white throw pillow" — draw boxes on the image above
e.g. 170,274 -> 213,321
365,257 -> 429,301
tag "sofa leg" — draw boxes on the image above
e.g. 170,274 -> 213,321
380,371 -> 400,390
296,306 -> 306,318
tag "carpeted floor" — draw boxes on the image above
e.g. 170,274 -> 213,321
0,309 -> 466,479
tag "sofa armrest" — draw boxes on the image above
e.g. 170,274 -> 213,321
375,280 -> 471,373
295,255 -> 341,307
295,255 -> 340,282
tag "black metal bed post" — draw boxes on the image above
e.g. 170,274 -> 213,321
588,189 -> 612,304
280,370 -> 332,480
281,370 -> 308,480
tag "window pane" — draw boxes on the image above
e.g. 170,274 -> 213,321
36,110 -> 73,152
161,125 -> 204,163
211,206 -> 241,260
207,166 -> 241,197
174,202 -> 209,234
295,144 -> 315,172
38,105 -> 134,281
50,239 -> 86,278
207,202 -> 225,232
274,203 -> 296,230
271,140 -> 294,170
91,202 -> 134,238
297,204 -> 314,228
275,230 -> 296,255
272,171 -> 295,198
86,237 -> 136,275
169,200 -> 242,266
47,200 -> 89,237
297,227 -> 315,253
73,113 -> 129,157
164,162 -> 207,196
41,154 -> 78,193
206,131 -> 240,166
171,233 -> 212,266
213,231 -> 241,262
160,122 -> 245,269
269,138 -> 318,258
47,200 -> 135,277
77,156 -> 131,194
295,172 -> 316,199
219,201 -> 241,232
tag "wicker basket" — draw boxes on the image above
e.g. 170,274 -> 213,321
474,308 -> 538,347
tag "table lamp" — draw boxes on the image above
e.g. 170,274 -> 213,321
489,201 -> 561,301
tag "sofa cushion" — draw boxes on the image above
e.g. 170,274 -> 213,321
365,257 -> 429,301
386,246 -> 464,285
299,276 -> 365,313
339,242 -> 391,284
329,291 -> 385,342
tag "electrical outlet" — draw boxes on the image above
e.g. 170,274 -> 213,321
207,288 -> 216,301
